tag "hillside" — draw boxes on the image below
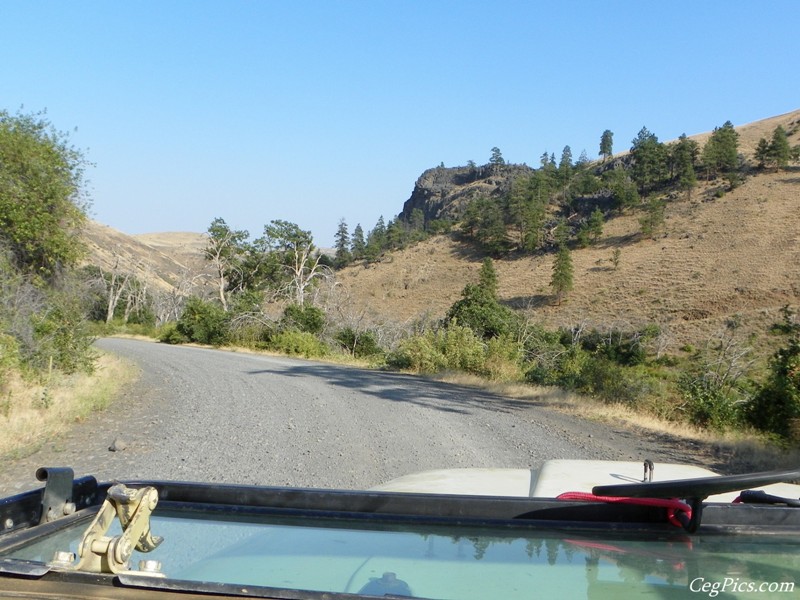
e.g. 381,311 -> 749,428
82,222 -> 209,291
335,110 -> 800,357
83,110 -> 800,358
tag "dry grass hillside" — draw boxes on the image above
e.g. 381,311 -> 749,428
336,110 -> 800,358
83,110 -> 799,360
82,223 -> 209,291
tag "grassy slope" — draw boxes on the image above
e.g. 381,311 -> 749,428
336,111 -> 800,363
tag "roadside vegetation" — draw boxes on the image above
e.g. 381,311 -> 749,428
2,106 -> 800,462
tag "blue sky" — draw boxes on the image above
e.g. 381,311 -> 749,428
2,1 -> 797,247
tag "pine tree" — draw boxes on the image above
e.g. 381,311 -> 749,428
350,224 -> 366,260
769,125 -> 791,169
333,218 -> 351,268
599,129 -> 614,161
630,127 -> 668,193
550,243 -> 574,304
702,121 -> 739,180
478,258 -> 498,299
671,134 -> 698,198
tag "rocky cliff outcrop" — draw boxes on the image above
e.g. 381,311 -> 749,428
400,163 -> 534,224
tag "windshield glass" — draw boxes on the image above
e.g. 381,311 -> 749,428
4,508 -> 798,599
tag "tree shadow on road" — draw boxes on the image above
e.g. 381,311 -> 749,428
246,362 -> 540,417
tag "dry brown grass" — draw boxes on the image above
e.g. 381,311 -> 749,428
0,353 -> 137,459
335,109 -> 800,361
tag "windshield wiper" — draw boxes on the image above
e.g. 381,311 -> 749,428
592,466 -> 800,532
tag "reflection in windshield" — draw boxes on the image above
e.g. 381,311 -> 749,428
5,509 -> 799,599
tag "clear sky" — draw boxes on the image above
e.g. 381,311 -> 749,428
2,1 -> 797,247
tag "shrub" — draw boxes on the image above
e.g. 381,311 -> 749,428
31,292 -> 96,375
158,323 -> 189,345
176,297 -> 229,346
270,330 -> 328,358
335,328 -> 384,359
387,333 -> 445,373
481,335 -> 523,381
436,324 -> 486,373
678,375 -> 742,430
745,337 -> 800,439
282,303 -> 325,334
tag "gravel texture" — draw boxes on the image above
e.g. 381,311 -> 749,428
0,338 -> 715,495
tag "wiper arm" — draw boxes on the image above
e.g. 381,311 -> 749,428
592,466 -> 800,532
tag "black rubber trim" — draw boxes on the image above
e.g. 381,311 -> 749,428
593,467 -> 800,500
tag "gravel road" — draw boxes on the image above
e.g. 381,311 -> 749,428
0,338 -> 714,495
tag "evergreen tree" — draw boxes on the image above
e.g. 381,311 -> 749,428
489,146 -> 505,166
478,257 -> 498,299
754,137 -> 771,168
333,218 -> 351,268
769,125 -> 791,169
671,134 -> 698,198
558,145 -> 573,192
599,129 -> 614,161
701,121 -> 739,180
604,166 -> 640,212
550,242 -> 574,304
586,207 -> 605,243
639,197 -> 666,237
364,216 -> 387,261
630,127 -> 668,193
350,224 -> 366,260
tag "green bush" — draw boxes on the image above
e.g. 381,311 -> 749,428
335,328 -> 384,359
176,297 -> 229,346
270,330 -> 328,358
158,323 -> 189,345
31,293 -> 96,375
678,375 -> 742,431
481,334 -> 523,381
436,324 -> 486,373
445,284 -> 518,339
386,333 -> 445,373
745,337 -> 800,439
282,303 -> 325,334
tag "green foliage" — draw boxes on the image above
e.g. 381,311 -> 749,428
350,224 -> 366,260
0,109 -> 89,281
756,126 -> 792,170
669,134 -> 698,196
630,127 -> 668,193
386,323 -> 487,375
30,291 -> 96,375
701,121 -> 739,180
270,330 -> 329,358
746,336 -> 800,439
335,327 -> 384,359
0,333 -> 20,393
386,333 -> 441,372
176,297 -> 230,346
481,334 -> 524,381
678,375 -> 742,431
577,208 -> 604,247
446,283 -> 517,340
282,303 -> 325,334
489,147 -> 505,166
157,322 -> 189,345
603,166 -> 640,212
599,129 -> 614,161
639,197 -> 666,237
550,243 -> 573,302
333,218 -> 351,268
461,197 -> 510,255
